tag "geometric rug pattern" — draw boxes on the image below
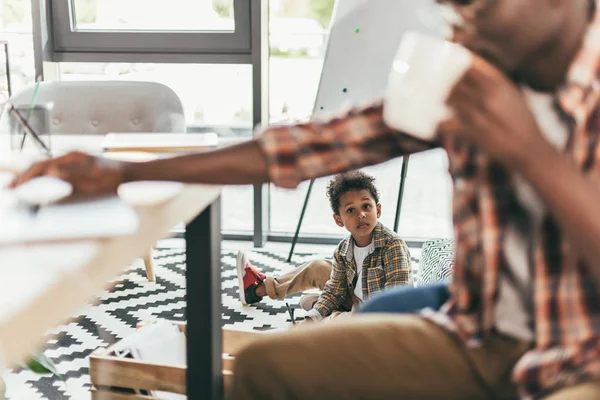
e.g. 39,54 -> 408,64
3,247 -> 419,399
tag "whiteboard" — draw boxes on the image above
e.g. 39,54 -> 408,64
313,0 -> 444,117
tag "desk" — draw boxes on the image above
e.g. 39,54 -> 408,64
0,135 -> 226,399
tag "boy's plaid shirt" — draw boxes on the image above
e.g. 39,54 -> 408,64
306,222 -> 411,321
257,3 -> 600,397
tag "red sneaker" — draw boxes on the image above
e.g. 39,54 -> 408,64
236,251 -> 266,305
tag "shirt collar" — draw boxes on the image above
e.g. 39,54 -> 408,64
341,221 -> 385,262
556,0 -> 600,125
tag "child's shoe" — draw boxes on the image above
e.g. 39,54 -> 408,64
236,251 -> 266,305
299,293 -> 320,311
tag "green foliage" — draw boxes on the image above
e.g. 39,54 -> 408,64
310,0 -> 335,28
72,0 -> 100,24
213,0 -> 234,18
270,48 -> 309,58
25,354 -> 65,381
1,0 -> 28,26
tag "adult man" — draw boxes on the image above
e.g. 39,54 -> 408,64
12,0 -> 600,398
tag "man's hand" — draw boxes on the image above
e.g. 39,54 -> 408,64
440,55 -> 549,170
9,151 -> 126,197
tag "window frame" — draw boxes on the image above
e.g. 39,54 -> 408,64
50,0 -> 251,57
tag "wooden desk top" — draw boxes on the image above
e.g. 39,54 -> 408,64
0,133 -> 221,368
0,184 -> 220,369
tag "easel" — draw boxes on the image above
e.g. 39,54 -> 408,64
282,0 -> 444,262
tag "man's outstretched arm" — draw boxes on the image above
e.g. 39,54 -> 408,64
122,139 -> 270,185
10,101 -> 436,194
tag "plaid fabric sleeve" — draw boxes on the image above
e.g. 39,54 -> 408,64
306,251 -> 349,320
383,239 -> 412,288
257,100 -> 437,188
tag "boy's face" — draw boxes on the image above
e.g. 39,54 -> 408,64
333,189 -> 381,244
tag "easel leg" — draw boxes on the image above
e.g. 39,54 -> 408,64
288,179 -> 315,262
394,156 -> 410,233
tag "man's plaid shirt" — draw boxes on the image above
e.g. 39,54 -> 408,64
257,2 -> 600,397
306,222 -> 412,320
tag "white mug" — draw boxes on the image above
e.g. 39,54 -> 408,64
383,31 -> 472,140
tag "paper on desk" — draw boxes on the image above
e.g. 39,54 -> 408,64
0,196 -> 140,245
102,133 -> 218,152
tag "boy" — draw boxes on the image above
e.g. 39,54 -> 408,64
236,171 -> 412,321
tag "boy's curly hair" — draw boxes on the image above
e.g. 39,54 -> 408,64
326,171 -> 380,215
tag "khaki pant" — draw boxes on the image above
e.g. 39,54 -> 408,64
264,259 -> 355,321
228,314 -> 600,400
264,259 -> 333,300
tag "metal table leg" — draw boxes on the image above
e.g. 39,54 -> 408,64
185,197 -> 222,400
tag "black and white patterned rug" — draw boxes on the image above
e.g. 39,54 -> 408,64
4,247 -> 420,400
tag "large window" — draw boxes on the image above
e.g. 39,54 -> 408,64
267,0 -> 453,240
19,0 -> 454,242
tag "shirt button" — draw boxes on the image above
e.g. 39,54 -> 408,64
52,118 -> 60,125
91,120 -> 99,127
132,118 -> 139,125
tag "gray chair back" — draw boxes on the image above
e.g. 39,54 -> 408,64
6,81 -> 185,135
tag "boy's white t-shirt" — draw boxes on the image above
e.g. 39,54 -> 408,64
353,240 -> 375,300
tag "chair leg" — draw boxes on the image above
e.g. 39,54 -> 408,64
223,369 -> 234,397
142,248 -> 156,282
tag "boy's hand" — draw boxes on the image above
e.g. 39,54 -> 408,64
440,55 -> 549,171
10,151 -> 126,197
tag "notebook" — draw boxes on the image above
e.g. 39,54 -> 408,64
101,133 -> 219,153
113,320 -> 187,400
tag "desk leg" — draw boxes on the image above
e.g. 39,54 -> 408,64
186,197 -> 222,400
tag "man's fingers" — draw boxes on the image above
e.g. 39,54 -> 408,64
448,69 -> 482,106
438,117 -> 465,137
8,161 -> 50,188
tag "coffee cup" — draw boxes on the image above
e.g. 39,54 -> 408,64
383,31 -> 472,140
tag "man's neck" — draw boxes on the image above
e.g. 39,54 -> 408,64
524,1 -> 590,91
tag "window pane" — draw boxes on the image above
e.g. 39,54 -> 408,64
59,61 -> 253,232
268,0 -> 329,123
0,0 -> 35,110
221,185 -> 253,232
269,152 -> 453,240
395,150 -> 453,240
72,0 -> 235,31
59,62 -> 252,134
